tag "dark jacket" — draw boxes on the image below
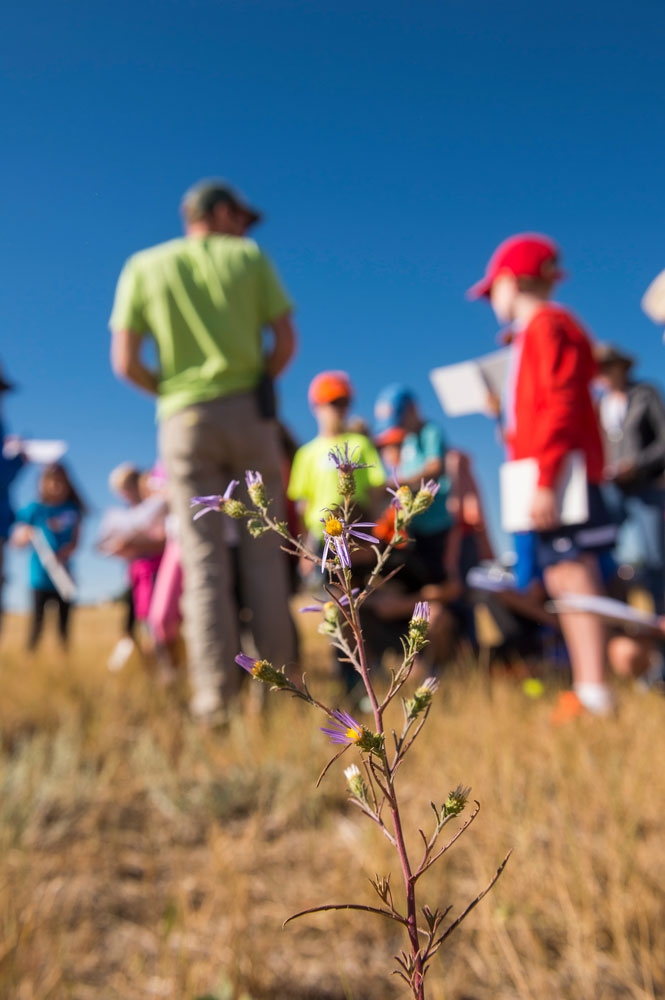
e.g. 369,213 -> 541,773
0,420 -> 24,539
603,382 -> 665,491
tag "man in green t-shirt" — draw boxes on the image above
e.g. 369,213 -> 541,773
110,179 -> 298,722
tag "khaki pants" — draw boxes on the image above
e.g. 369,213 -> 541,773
160,392 -> 296,713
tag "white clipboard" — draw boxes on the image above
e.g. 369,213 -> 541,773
32,529 -> 78,602
500,451 -> 588,534
429,348 -> 511,417
546,593 -> 662,638
466,566 -> 517,593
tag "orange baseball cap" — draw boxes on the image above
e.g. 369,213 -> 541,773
375,427 -> 407,447
467,233 -> 565,300
308,371 -> 353,407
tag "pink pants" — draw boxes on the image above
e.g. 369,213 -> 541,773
147,539 -> 182,644
129,555 -> 163,622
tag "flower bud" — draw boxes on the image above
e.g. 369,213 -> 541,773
412,479 -> 440,515
246,470 -> 269,510
393,485 -> 414,512
251,660 -> 293,689
236,652 -> 292,688
338,470 -> 356,498
329,444 -> 373,498
405,675 -> 439,720
355,728 -> 384,754
390,485 -> 414,532
408,601 -> 430,650
443,784 -> 471,817
221,499 -> 248,519
344,763 -> 369,803
317,600 -> 340,636
247,518 -> 269,538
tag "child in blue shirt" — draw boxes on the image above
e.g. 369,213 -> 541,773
374,384 -> 452,586
0,365 -> 25,632
13,463 -> 85,650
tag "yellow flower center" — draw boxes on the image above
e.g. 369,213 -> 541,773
346,725 -> 363,742
324,517 -> 343,537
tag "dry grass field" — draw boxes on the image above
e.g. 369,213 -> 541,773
0,603 -> 664,1000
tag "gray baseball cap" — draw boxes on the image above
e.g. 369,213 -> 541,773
180,178 -> 263,227
595,343 -> 635,370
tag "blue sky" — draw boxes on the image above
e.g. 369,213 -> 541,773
3,0 -> 665,610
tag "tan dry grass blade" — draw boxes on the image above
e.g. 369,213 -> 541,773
0,606 -> 664,999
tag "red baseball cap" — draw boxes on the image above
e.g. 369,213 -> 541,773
308,370 -> 353,407
466,233 -> 564,300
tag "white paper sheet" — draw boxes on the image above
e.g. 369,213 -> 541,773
3,439 -> 68,463
429,348 -> 511,417
546,593 -> 661,636
477,349 -> 512,398
499,451 -> 588,534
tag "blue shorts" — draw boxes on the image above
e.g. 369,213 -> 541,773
513,531 -> 542,589
536,485 -> 619,570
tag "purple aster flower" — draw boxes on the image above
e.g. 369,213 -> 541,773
386,481 -> 414,511
190,480 -> 240,520
234,652 -> 292,688
235,652 -> 257,674
328,443 -> 374,473
420,478 -> 440,498
418,675 -> 439,697
321,710 -> 365,745
411,479 -> 441,516
409,600 -> 430,649
320,514 -> 377,570
321,514 -> 350,567
329,444 -> 376,498
321,710 -> 384,753
412,601 -> 431,624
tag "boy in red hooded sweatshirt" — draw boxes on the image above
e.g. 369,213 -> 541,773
468,233 -> 616,718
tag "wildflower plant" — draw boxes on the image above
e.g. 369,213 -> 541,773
190,455 -> 509,1000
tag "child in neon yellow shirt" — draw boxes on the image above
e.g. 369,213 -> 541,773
288,370 -> 386,566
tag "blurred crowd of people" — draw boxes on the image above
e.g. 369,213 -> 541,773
4,177 -> 665,726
